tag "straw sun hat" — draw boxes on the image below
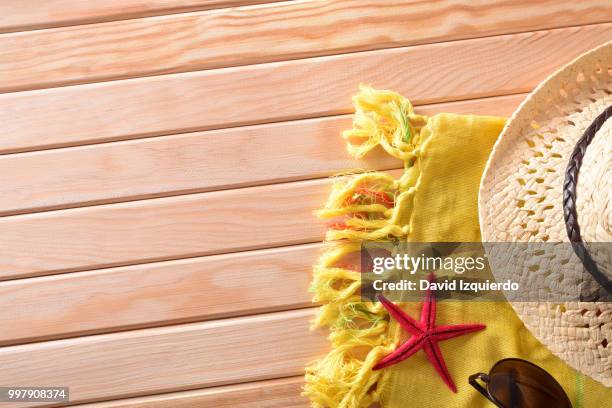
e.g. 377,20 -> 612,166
479,41 -> 611,386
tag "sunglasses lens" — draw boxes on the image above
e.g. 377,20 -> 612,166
488,359 -> 572,408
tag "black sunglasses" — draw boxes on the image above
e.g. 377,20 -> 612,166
469,358 -> 572,408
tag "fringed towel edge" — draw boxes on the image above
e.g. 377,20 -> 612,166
303,85 -> 429,408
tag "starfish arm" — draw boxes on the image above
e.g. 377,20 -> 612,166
372,335 -> 425,371
432,323 -> 486,341
423,339 -> 457,393
420,273 -> 437,330
377,295 -> 423,335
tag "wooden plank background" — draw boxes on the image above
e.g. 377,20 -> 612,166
2,23 -> 610,154
0,309 -> 325,407
0,0 -> 609,91
77,377 -> 306,408
0,1 -> 288,33
0,1 -> 610,407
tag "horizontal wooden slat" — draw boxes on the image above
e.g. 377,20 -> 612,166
0,169 -> 407,280
0,1 -> 610,92
1,24 -> 609,154
0,172 -> 367,277
0,93 -> 524,216
76,377 -> 307,408
0,0 -> 286,33
0,309 -> 326,407
0,243 -> 320,345
0,118 -> 397,216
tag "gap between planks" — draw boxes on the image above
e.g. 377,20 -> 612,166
0,93 -> 525,217
0,0 -> 610,92
0,0 -> 291,34
0,23 -> 609,154
0,308 -> 326,408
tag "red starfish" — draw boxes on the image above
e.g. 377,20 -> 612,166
373,274 -> 486,392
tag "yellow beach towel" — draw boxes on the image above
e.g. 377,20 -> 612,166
304,86 -> 609,407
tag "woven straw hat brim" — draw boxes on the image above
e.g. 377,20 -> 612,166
479,41 -> 611,386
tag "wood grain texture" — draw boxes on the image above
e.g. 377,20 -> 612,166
0,170 -> 407,279
0,309 -> 326,407
0,93 -> 524,216
0,23 -> 609,154
0,243 -> 320,345
76,377 -> 307,408
0,0 -> 286,33
0,118 -> 398,216
0,0 -> 610,92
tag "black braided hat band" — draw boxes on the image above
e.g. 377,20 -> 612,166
563,105 -> 612,296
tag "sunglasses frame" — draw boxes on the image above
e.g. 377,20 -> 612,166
469,358 -> 572,408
